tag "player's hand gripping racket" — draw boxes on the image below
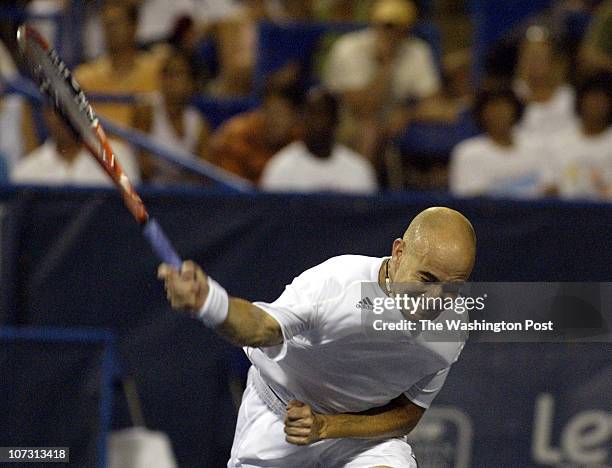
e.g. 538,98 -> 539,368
17,25 -> 182,269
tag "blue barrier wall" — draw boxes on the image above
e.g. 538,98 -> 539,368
1,187 -> 610,466
0,327 -> 115,468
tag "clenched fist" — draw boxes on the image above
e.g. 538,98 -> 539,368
284,400 -> 325,446
157,260 -> 209,315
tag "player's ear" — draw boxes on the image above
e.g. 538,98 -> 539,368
391,238 -> 404,261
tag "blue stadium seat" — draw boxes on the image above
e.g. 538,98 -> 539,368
395,110 -> 480,164
191,95 -> 259,129
565,10 -> 593,43
0,153 -> 8,182
192,35 -> 220,79
470,0 -> 553,50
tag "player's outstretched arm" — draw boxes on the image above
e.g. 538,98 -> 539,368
158,261 -> 283,348
284,395 -> 425,445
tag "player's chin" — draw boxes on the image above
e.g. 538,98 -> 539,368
285,436 -> 310,446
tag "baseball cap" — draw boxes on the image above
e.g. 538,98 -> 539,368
371,0 -> 417,27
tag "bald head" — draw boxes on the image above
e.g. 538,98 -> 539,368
404,207 -> 476,256
390,207 -> 476,283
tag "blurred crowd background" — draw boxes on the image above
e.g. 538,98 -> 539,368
0,0 -> 611,200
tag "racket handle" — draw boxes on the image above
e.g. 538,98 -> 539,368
142,218 -> 182,269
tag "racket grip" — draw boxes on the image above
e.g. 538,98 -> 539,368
142,218 -> 182,269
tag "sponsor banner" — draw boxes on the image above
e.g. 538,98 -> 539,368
428,342 -> 612,467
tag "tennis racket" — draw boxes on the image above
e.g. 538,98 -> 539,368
17,24 -> 182,269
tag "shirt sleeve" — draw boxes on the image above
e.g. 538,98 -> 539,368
395,40 -> 441,99
449,144 -> 487,196
404,366 -> 451,409
253,267 -> 322,361
358,160 -> 379,193
259,151 -> 291,191
322,35 -> 373,92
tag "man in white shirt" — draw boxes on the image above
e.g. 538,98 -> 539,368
11,108 -> 140,187
322,0 -> 440,157
158,207 -> 476,468
323,0 -> 439,104
260,89 -> 378,193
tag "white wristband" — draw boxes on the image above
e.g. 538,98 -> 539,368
197,277 -> 229,327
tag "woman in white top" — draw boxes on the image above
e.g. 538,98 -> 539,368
137,52 -> 210,185
546,73 -> 612,200
450,86 -> 548,198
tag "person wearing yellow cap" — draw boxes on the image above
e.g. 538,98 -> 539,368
322,0 -> 440,164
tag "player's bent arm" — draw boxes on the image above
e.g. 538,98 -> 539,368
284,394 -> 425,445
158,261 -> 283,348
217,298 -> 283,348
320,394 -> 425,439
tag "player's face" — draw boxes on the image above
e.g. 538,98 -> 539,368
390,238 -> 474,290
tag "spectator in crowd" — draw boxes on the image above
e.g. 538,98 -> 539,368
514,26 -> 578,141
0,36 -> 16,85
0,37 -> 23,174
75,1 -> 164,127
315,0 -> 371,22
26,0 -> 64,54
260,88 -> 377,193
207,83 -> 302,183
209,0 -> 269,97
137,0 -> 193,46
318,0 -> 431,22
482,1 -> 599,82
166,16 -> 217,92
449,87 -> 548,198
136,52 -> 211,185
322,0 -> 440,165
207,0 -> 317,98
136,0 -> 236,45
411,49 -> 474,124
11,107 -> 140,186
579,0 -> 612,75
545,73 -> 612,199
276,0 -> 316,21
389,50 -> 477,192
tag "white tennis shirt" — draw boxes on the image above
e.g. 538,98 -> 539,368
246,255 -> 467,415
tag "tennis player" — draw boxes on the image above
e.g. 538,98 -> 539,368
158,206 -> 476,468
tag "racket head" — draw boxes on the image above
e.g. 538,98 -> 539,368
17,24 -> 148,224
